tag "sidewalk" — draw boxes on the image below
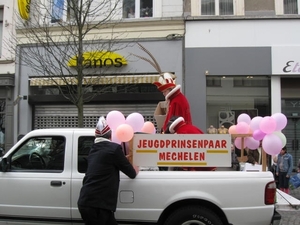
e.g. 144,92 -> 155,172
274,188 -> 300,225
290,187 -> 300,200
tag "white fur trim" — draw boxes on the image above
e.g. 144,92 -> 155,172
94,137 -> 111,143
165,85 -> 181,101
169,117 -> 184,134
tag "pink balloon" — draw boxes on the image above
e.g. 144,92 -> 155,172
250,116 -> 263,132
152,127 -> 157,134
262,133 -> 282,156
259,116 -> 276,134
228,125 -> 237,134
115,124 -> 134,142
271,113 -> 287,131
236,122 -> 250,134
234,137 -> 242,149
252,129 -> 266,141
245,137 -> 260,150
141,121 -> 155,134
106,111 -> 125,130
111,130 -> 121,144
125,112 -> 144,132
237,113 -> 251,124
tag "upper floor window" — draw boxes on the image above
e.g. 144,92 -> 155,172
50,0 -> 77,23
201,0 -> 233,15
123,0 -> 153,18
191,0 -> 244,16
51,0 -> 64,23
275,0 -> 300,14
284,0 -> 298,14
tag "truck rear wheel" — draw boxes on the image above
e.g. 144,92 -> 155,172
164,206 -> 223,225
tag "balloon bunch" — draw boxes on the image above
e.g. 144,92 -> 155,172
106,110 -> 155,144
229,113 -> 287,156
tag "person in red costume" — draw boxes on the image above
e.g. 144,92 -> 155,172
165,116 -> 216,171
153,73 -> 192,133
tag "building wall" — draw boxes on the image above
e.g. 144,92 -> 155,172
185,19 -> 300,129
16,39 -> 183,137
14,0 -> 185,141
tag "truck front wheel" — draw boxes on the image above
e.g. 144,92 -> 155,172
164,206 -> 223,225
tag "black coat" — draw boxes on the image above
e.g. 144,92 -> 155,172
77,140 -> 137,211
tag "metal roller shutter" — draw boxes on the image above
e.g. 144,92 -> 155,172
34,104 -> 157,129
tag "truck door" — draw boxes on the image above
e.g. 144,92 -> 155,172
70,131 -> 95,221
0,134 -> 73,221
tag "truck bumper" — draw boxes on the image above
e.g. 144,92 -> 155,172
271,210 -> 281,224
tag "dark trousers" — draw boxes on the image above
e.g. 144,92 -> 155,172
78,205 -> 118,225
278,171 -> 290,189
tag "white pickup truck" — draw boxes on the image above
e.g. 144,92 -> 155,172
0,128 -> 281,225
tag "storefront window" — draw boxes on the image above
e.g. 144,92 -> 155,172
0,100 -> 5,154
206,76 -> 270,130
281,78 -> 300,167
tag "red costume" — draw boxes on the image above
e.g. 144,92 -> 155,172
163,85 -> 192,132
153,73 -> 192,133
168,117 -> 216,171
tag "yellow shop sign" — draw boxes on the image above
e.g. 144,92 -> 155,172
68,51 -> 127,68
18,0 -> 31,20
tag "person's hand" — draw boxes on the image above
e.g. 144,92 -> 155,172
276,172 -> 279,176
286,174 -> 290,178
134,165 -> 139,175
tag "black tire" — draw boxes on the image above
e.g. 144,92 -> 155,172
164,206 -> 223,225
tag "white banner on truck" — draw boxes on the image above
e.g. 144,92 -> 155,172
132,134 -> 231,167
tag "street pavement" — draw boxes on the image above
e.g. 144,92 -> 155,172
274,188 -> 300,225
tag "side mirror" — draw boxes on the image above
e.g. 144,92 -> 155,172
0,158 -> 8,172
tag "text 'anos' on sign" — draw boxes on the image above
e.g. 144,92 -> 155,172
67,51 -> 127,68
132,134 -> 232,167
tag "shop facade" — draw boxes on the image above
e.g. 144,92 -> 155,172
185,19 -> 300,167
0,0 -> 16,152
15,39 -> 183,138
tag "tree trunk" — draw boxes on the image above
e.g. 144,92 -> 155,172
77,93 -> 84,128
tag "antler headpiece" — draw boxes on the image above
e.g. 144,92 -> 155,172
131,43 -> 176,92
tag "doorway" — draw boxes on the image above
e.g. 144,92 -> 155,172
285,117 -> 300,169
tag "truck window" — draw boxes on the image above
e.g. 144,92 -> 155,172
77,136 -> 94,173
9,136 -> 66,172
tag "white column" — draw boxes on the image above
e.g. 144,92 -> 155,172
235,0 -> 244,16
274,0 -> 284,15
153,0 -> 162,17
215,0 -> 220,15
271,76 -> 281,114
191,0 -> 200,16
